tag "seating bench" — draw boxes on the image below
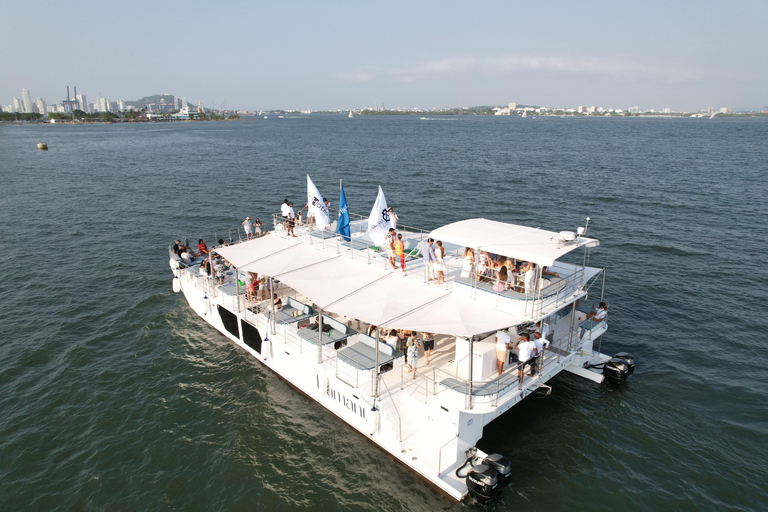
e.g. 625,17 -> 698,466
439,373 -> 520,396
337,333 -> 404,371
297,314 -> 353,346
267,297 -> 314,324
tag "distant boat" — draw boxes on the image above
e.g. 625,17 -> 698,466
37,140 -> 48,150
348,111 -> 354,118
264,115 -> 268,119
521,110 -> 527,118
710,113 -> 716,119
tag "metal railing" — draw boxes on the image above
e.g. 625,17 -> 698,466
378,376 -> 402,442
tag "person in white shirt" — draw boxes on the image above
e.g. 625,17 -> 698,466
532,332 -> 549,372
385,228 -> 397,270
280,199 -> 291,218
388,206 -> 398,229
495,330 -> 512,376
580,302 -> 608,338
515,333 -> 539,378
242,217 -> 253,240
286,202 -> 297,237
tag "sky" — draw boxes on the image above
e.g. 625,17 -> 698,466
2,0 -> 766,112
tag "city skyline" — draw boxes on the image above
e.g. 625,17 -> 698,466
2,2 -> 766,112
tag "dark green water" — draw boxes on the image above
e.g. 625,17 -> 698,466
1,116 -> 766,511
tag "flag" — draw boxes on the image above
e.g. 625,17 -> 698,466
337,180 -> 351,241
306,174 -> 331,229
366,186 -> 390,246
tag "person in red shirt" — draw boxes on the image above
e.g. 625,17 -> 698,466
198,239 -> 209,256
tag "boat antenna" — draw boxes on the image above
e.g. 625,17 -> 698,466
577,216 -> 591,242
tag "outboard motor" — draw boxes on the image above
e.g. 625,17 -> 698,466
613,352 -> 635,376
603,356 -> 632,385
466,464 -> 501,501
483,454 -> 512,487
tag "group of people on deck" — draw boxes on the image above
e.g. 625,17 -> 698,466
421,238 -> 447,284
278,197 -> 333,237
241,217 -> 263,240
460,248 -> 561,295
367,324 -> 435,379
495,324 -> 551,378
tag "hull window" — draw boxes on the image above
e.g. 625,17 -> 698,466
217,305 -> 240,339
240,319 -> 263,353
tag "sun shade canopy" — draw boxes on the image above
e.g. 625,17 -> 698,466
214,236 -> 523,337
429,218 -> 599,267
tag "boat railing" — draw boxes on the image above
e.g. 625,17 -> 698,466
408,328 -> 578,409
268,212 -> 430,270
378,375 -> 402,442
526,267 -> 590,319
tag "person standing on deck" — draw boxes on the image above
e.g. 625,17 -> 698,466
521,261 -> 536,294
406,335 -> 420,379
423,238 -> 437,283
388,206 -> 399,230
495,330 -> 511,376
286,202 -> 297,237
281,199 -> 291,229
385,228 -> 398,270
242,217 -> 253,240
421,332 -> 435,365
515,333 -> 539,378
394,233 -> 406,273
434,241 -> 446,284
532,331 -> 549,373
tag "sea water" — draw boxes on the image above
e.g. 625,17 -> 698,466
1,115 -> 766,511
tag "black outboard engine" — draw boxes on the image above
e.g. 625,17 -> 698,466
466,464 -> 501,501
613,352 -> 635,376
603,355 -> 632,385
483,453 -> 512,487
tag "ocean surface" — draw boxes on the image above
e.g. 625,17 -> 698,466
1,115 -> 766,511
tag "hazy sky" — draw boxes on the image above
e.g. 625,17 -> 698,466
2,0 -> 766,111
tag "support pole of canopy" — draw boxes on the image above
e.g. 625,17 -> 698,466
373,329 -> 380,398
317,308 -> 323,364
600,269 -> 606,304
467,336 -> 474,410
234,265 -> 240,313
269,277 -> 276,335
567,297 -> 577,352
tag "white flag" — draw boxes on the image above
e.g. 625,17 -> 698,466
307,175 -> 331,229
366,186 -> 390,245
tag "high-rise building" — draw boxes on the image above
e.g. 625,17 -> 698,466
181,97 -> 188,110
36,97 -> 47,115
12,97 -> 22,112
96,97 -> 109,112
197,101 -> 204,113
21,88 -> 34,113
76,94 -> 88,112
508,102 -> 517,110
117,99 -> 125,111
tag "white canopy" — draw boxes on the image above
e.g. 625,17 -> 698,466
429,218 -> 599,267
214,236 -> 524,337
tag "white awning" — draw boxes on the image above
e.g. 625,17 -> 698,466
214,236 -> 526,337
429,218 -> 599,267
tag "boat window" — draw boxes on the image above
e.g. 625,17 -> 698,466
217,305 -> 240,339
240,319 -> 262,352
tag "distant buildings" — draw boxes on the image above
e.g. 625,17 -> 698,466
36,97 -> 47,115
21,88 -> 34,113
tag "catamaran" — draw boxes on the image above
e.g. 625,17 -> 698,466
169,179 -> 634,502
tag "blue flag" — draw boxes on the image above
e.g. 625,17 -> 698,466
337,180 -> 351,241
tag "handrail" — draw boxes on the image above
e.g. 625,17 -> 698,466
378,376 -> 402,442
437,434 -> 459,477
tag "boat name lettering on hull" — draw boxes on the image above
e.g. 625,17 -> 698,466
318,376 -> 366,420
